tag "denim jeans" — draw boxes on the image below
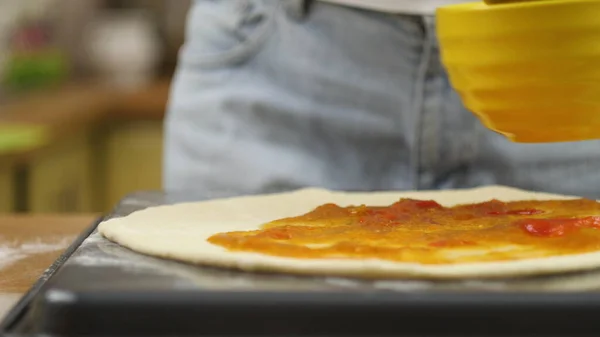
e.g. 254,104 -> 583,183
164,0 -> 600,198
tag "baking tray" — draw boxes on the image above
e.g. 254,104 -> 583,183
3,190 -> 600,336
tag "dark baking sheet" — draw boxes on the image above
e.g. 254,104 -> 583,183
4,190 -> 600,336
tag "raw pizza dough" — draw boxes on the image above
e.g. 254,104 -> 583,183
99,185 -> 600,279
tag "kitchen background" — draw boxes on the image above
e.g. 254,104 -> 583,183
0,0 -> 190,213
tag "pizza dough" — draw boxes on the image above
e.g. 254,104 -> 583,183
99,185 -> 600,279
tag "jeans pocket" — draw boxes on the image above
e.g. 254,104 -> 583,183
179,0 -> 276,68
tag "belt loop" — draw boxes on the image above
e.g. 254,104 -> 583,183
285,0 -> 314,20
423,15 -> 439,48
303,0 -> 314,15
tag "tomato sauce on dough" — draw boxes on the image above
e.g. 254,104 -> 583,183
207,199 -> 600,264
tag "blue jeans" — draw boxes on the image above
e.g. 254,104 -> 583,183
164,0 -> 600,198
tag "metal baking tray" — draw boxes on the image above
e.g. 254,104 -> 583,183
3,190 -> 600,336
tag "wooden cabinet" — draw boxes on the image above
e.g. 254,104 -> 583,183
0,122 -> 164,213
26,132 -> 95,213
0,79 -> 171,213
103,121 -> 163,211
0,163 -> 14,212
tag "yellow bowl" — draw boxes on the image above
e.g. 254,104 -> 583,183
436,0 -> 600,142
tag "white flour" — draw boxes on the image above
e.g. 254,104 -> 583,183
70,232 -> 179,272
77,232 -> 106,248
0,237 -> 73,270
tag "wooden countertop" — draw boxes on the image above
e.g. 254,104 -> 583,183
0,78 -> 171,164
0,214 -> 98,321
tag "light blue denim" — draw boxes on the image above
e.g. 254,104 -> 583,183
164,0 -> 600,199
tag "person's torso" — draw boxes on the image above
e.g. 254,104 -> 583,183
318,0 -> 467,14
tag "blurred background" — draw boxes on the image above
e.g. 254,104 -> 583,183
0,0 -> 190,213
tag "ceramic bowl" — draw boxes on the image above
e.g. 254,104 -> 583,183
437,0 -> 600,142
